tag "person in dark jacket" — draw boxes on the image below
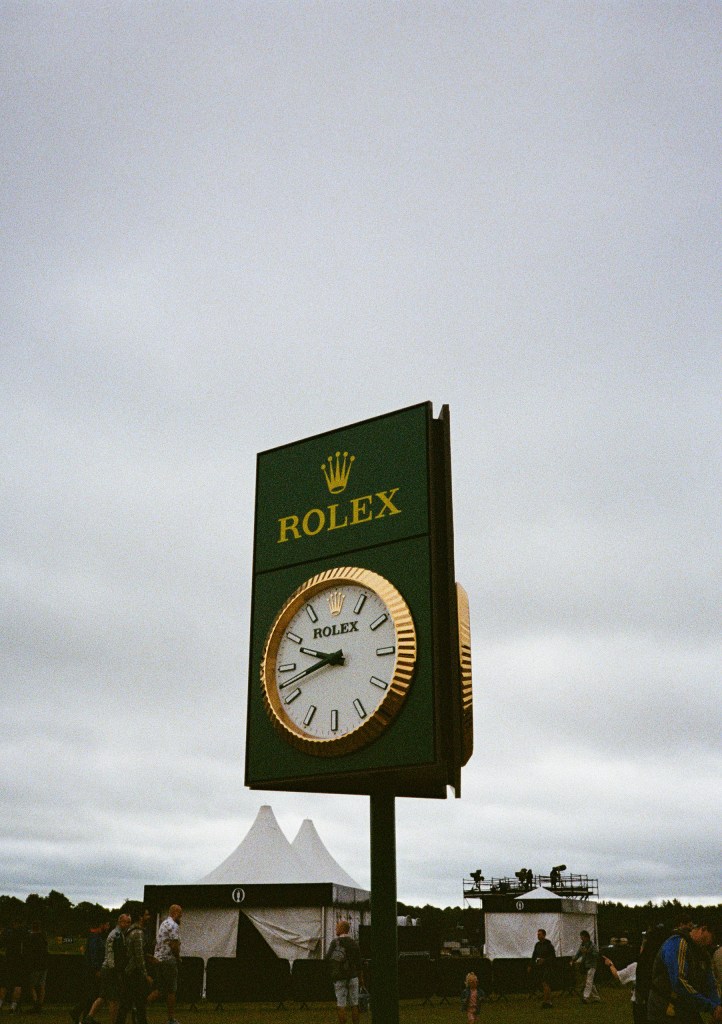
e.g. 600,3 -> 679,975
84,914 -> 130,1024
71,920 -> 110,1024
571,930 -> 601,1003
124,909 -> 153,1024
647,921 -> 721,1024
26,922 -> 50,1013
528,927 -> 556,1008
0,918 -> 29,1013
634,924 -> 667,1024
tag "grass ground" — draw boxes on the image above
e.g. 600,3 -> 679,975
25,987 -> 634,1024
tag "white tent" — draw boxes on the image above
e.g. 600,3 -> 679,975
291,818 -> 361,889
484,887 -> 598,960
162,805 -> 369,972
198,804 -> 326,885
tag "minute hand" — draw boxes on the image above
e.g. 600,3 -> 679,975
279,650 -> 344,688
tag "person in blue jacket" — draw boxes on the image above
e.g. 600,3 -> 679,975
647,920 -> 721,1024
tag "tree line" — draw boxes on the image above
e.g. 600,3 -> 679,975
399,899 -> 722,953
1,890 -> 720,951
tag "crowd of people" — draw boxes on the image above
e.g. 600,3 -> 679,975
522,914 -> 721,1024
73,905 -> 183,1024
0,920 -> 50,1014
2,904 -> 721,1022
0,905 -> 183,1024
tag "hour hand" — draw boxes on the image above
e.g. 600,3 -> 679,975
300,647 -> 345,665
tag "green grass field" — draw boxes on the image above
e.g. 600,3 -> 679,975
27,987 -> 634,1024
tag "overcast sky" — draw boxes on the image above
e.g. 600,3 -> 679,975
2,2 -> 720,911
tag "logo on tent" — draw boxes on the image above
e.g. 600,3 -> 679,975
232,887 -> 246,903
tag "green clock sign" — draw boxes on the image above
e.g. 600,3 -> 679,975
244,402 -> 472,798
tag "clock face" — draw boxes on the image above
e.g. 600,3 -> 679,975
261,567 -> 416,756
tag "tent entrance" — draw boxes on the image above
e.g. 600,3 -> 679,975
236,911 -> 280,961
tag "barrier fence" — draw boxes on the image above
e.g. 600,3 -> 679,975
2,953 -> 616,1008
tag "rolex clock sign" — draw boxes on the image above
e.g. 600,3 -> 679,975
245,402 -> 473,798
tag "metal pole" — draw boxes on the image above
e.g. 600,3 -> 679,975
370,789 -> 399,1023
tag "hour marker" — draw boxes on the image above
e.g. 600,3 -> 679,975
305,605 -> 318,623
353,699 -> 367,719
278,663 -> 297,673
331,710 -> 339,732
284,688 -> 302,704
303,705 -> 317,726
370,677 -> 388,690
369,614 -> 388,631
286,632 -> 302,644
354,593 -> 367,614
376,646 -> 395,656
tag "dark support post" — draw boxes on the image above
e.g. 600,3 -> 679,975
370,790 -> 399,1023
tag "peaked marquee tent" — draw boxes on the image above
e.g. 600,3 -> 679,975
483,886 -> 598,959
145,805 -> 369,970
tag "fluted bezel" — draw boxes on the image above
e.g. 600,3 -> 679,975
261,566 -> 417,757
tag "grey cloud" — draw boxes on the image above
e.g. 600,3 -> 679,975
1,3 -> 719,908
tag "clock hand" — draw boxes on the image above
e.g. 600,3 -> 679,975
300,646 -> 346,662
279,650 -> 344,688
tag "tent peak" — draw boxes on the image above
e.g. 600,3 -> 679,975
291,818 -> 361,889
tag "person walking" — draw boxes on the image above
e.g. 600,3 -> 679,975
0,918 -> 29,1014
124,909 -> 153,1024
461,971 -> 483,1022
84,913 -> 130,1024
71,919 -> 109,1024
326,919 -> 363,1024
26,921 -> 50,1013
154,904 -> 182,1024
529,927 -> 556,1008
571,929 -> 601,1004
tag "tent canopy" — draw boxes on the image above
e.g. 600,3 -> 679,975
520,886 -> 563,900
291,818 -> 361,888
198,805 -> 330,885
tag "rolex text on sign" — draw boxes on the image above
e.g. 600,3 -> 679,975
277,487 -> 402,543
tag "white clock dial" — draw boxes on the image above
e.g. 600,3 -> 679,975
275,583 -> 396,739
261,567 -> 416,756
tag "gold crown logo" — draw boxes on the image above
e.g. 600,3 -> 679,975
327,590 -> 345,617
321,451 -> 355,494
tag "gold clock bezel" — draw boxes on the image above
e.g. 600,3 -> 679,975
260,566 -> 417,757
456,582 -> 473,766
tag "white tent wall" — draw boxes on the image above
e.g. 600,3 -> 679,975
177,907 -> 240,998
485,913 -> 561,959
484,894 -> 599,959
241,907 -> 322,961
560,910 -> 598,953
180,908 -> 240,961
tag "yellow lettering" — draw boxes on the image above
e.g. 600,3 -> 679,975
375,488 -> 401,517
276,486 -> 401,542
302,508 -> 325,536
350,495 -> 373,525
278,515 -> 301,543
328,503 -> 349,531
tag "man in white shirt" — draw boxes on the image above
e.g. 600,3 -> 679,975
153,905 -> 182,1024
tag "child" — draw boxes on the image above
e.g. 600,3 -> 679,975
462,972 -> 484,1022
